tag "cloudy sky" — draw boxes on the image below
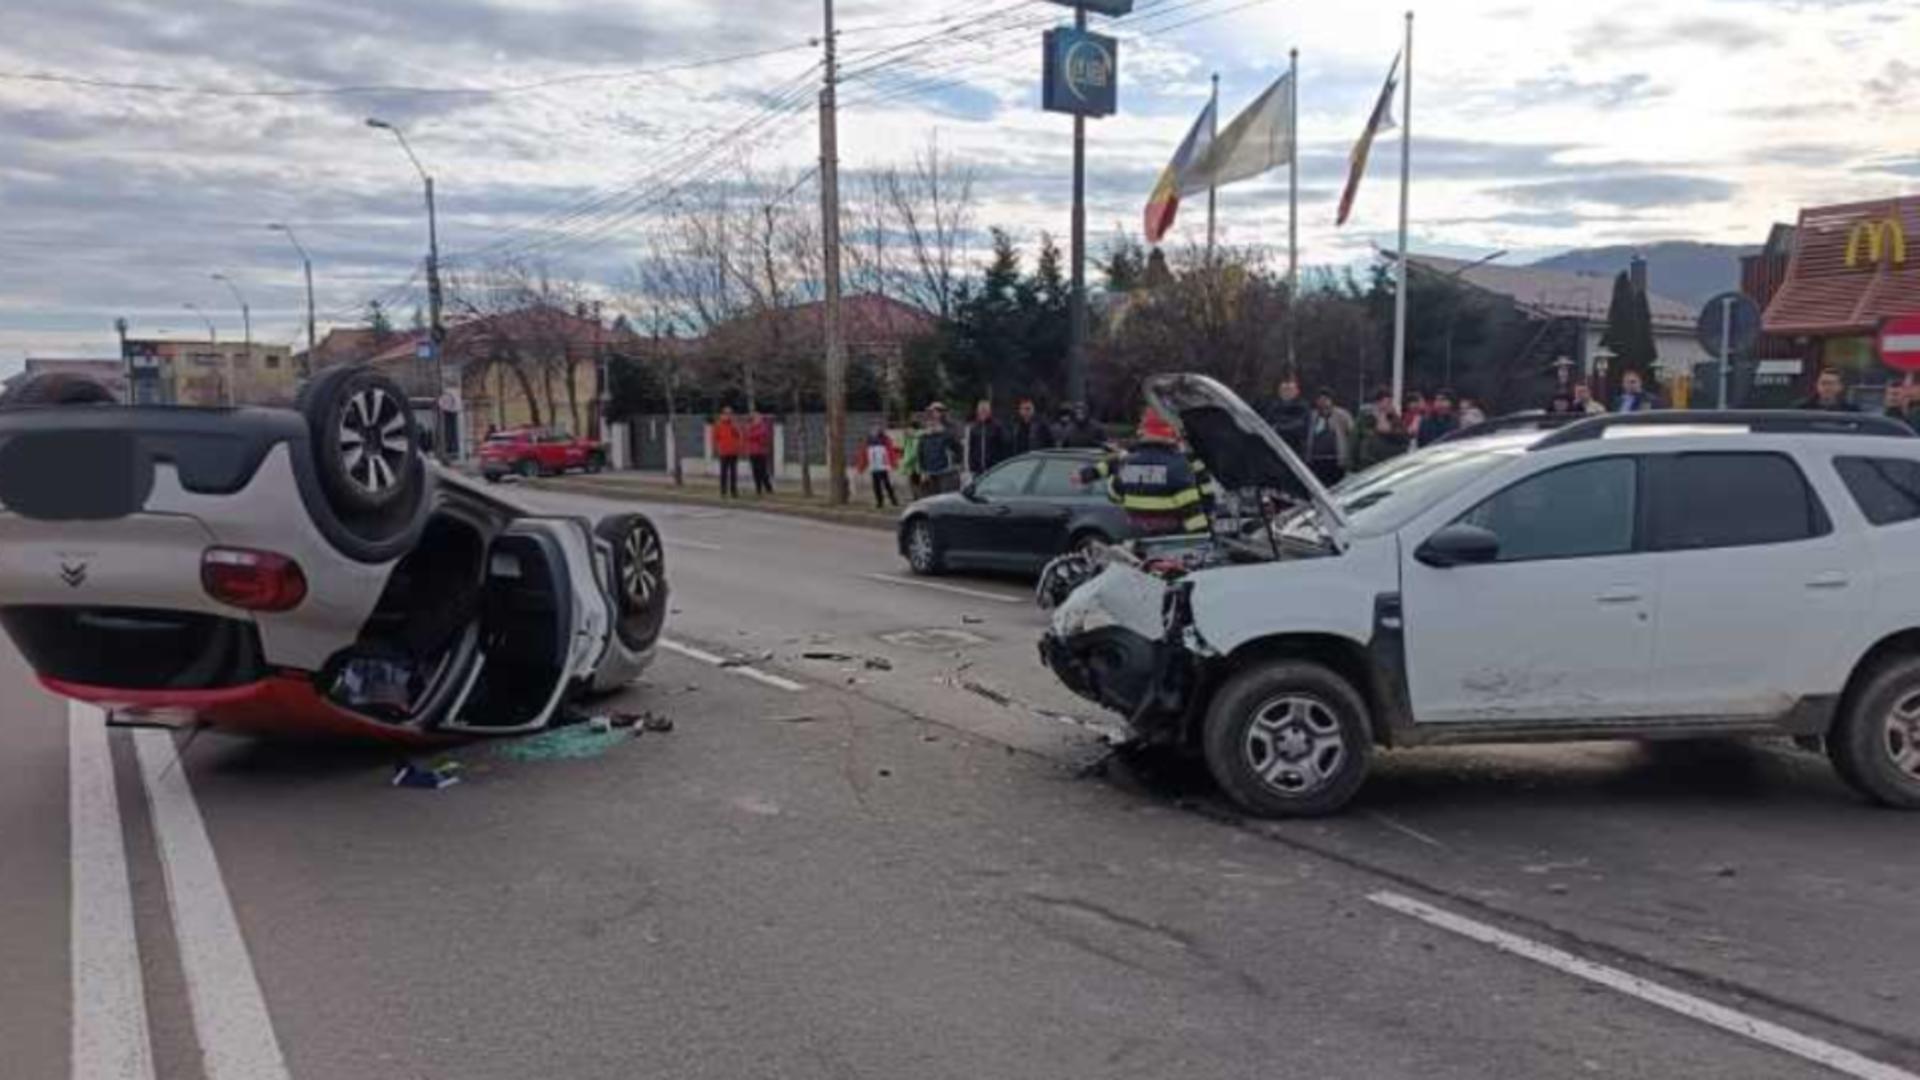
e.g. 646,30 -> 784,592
1,0 -> 1915,372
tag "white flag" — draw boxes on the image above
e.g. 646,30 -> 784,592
1190,73 -> 1294,190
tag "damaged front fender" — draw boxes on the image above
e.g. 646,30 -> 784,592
1039,562 -> 1202,739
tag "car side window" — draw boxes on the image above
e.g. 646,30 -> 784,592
1028,458 -> 1088,498
974,459 -> 1039,498
1457,457 -> 1637,563
1835,456 -> 1920,526
1645,452 -> 1829,551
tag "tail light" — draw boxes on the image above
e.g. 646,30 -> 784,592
202,548 -> 307,612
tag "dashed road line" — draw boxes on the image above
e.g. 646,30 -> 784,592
669,538 -> 726,552
1368,890 -> 1920,1080
133,731 -> 290,1080
660,638 -> 804,692
858,573 -> 1023,605
68,704 -> 155,1080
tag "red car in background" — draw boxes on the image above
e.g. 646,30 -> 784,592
480,426 -> 608,481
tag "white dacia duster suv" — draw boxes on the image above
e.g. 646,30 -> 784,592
1042,374 -> 1920,817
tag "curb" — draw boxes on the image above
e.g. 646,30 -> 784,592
527,475 -> 904,534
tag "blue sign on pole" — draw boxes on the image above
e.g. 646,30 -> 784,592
1043,28 -> 1118,117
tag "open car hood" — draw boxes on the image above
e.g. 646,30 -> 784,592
1142,373 -> 1349,547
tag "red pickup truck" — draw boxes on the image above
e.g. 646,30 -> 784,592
479,427 -> 608,481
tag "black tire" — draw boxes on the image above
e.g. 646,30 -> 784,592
904,516 -> 944,575
483,472 -> 500,484
1828,655 -> 1920,809
1068,529 -> 1109,556
300,365 -> 420,516
0,371 -> 117,408
586,452 -> 607,474
517,458 -> 539,480
1202,660 -> 1372,818
597,514 -> 668,652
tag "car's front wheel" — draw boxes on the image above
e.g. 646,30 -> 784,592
302,365 -> 420,516
1203,660 -> 1372,818
1830,655 -> 1920,809
597,514 -> 668,653
904,517 -> 943,575
516,458 -> 539,480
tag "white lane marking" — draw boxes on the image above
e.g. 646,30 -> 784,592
132,731 -> 291,1080
669,538 -> 725,552
68,704 -> 156,1080
858,573 -> 1023,605
660,638 -> 804,693
1368,891 -> 1920,1080
1365,810 -> 1448,850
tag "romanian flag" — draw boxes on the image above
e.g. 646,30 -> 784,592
1336,54 -> 1400,227
1144,98 -> 1216,246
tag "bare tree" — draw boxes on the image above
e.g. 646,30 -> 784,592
879,135 -> 977,320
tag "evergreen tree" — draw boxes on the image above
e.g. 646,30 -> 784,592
1600,271 -> 1659,378
367,300 -> 394,341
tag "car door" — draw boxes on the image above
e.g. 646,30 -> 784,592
1008,456 -> 1089,564
1639,451 -> 1865,718
942,458 -> 1040,564
1401,455 -> 1657,723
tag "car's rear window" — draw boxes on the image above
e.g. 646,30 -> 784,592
1835,456 -> 1920,527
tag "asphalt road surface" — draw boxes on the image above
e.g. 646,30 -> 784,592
4,485 -> 1918,1080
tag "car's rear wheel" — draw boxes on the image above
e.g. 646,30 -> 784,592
597,514 -> 668,652
1829,655 -> 1920,809
1203,660 -> 1371,818
0,371 -> 117,408
905,517 -> 944,575
301,365 -> 420,516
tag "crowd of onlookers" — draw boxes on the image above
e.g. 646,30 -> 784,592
704,365 -> 1920,508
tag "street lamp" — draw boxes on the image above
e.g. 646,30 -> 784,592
1438,250 -> 1508,390
183,301 -> 227,406
267,223 -> 316,374
366,116 -> 449,461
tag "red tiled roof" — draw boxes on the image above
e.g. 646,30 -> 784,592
1763,195 -> 1920,337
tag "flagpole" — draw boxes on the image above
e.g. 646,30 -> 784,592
1391,11 -> 1413,407
1287,47 -> 1299,371
1207,72 -> 1219,260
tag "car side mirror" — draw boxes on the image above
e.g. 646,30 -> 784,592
1416,523 -> 1500,567
960,481 -> 982,502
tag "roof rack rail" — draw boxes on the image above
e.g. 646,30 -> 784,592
1530,410 -> 1916,450
1431,410 -> 1583,445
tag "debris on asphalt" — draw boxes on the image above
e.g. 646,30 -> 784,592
802,650 -> 857,662
863,656 -> 893,671
641,713 -> 675,733
1546,883 -> 1571,896
962,615 -> 984,625
1711,864 -> 1739,879
877,768 -> 893,777
771,713 -> 819,725
493,726 -> 633,762
587,715 -> 615,734
392,760 -> 462,790
962,680 -> 1015,708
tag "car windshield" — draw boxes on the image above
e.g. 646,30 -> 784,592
1329,437 -> 1532,533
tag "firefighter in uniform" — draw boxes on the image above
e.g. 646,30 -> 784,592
1077,408 -> 1213,535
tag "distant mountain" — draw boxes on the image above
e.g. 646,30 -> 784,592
1529,242 -> 1760,309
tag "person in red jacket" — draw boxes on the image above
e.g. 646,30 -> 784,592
744,410 -> 776,495
712,406 -> 744,498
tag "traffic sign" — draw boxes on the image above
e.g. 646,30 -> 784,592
1879,314 -> 1920,373
1695,292 -> 1761,357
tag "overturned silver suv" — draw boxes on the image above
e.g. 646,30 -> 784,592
1042,374 -> 1920,818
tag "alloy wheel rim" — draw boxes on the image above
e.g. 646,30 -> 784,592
1243,694 -> 1346,797
910,523 -> 934,569
337,386 -> 409,495
1886,691 -> 1920,781
621,526 -> 662,610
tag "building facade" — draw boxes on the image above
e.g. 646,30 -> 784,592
1761,194 -> 1920,407
121,338 -> 298,406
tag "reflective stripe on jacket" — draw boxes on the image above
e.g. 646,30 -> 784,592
1080,441 -> 1212,534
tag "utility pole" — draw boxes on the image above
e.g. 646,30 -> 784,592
211,273 -> 248,406
1206,72 -> 1219,260
1065,1 -> 1089,410
367,117 -> 450,462
819,0 -> 849,504
268,224 -> 316,377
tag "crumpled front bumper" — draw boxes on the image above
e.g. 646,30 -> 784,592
1038,561 -> 1197,735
